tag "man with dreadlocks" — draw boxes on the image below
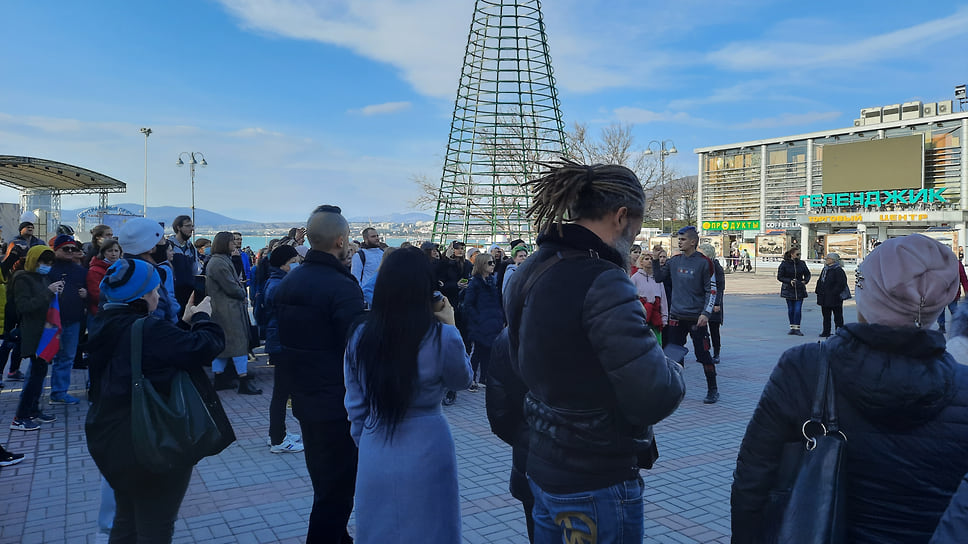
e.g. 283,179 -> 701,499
500,159 -> 685,543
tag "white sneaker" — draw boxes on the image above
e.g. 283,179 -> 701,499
266,432 -> 302,447
270,436 -> 305,454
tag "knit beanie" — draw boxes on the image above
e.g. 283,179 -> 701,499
825,252 -> 841,263
19,211 -> 37,224
119,218 -> 165,256
269,244 -> 299,268
855,234 -> 959,328
18,221 -> 33,232
511,245 -> 529,255
100,258 -> 161,303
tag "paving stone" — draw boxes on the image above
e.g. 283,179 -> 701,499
0,273 -> 846,542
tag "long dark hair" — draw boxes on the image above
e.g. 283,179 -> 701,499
353,247 -> 439,439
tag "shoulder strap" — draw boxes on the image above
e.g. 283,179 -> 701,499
512,248 -> 597,331
130,317 -> 146,385
808,344 -> 840,432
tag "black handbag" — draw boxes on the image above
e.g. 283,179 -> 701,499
772,345 -> 848,543
130,317 -> 224,473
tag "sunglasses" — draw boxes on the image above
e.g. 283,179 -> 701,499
60,246 -> 80,253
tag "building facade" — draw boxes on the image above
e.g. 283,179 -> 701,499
694,101 -> 968,260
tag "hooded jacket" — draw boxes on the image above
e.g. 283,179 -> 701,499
731,323 -> 968,543
9,245 -> 55,357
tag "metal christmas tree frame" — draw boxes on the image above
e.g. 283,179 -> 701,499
432,0 -> 566,245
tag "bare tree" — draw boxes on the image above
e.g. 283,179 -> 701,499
412,120 -> 673,230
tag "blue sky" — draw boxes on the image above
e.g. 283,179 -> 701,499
2,0 -> 966,222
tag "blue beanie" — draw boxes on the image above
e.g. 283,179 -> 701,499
100,259 -> 161,303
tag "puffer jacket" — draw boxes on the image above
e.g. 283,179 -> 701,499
462,274 -> 503,345
815,262 -> 848,307
273,249 -> 364,423
931,472 -> 968,543
485,329 -> 531,502
504,224 -> 685,494
776,257 -> 810,300
731,323 -> 968,543
263,266 -> 287,355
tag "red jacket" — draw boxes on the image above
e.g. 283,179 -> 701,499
86,257 -> 111,315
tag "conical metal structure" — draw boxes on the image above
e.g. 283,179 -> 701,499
432,0 -> 566,245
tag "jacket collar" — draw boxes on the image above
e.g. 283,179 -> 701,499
305,249 -> 355,277
536,224 -> 625,269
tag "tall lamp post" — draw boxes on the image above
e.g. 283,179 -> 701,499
645,140 -> 677,233
139,128 -> 152,217
176,152 -> 207,240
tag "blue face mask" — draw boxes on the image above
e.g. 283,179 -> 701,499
37,264 -> 52,275
287,262 -> 300,273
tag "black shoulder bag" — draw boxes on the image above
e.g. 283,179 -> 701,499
772,345 -> 848,543
130,317 -> 224,473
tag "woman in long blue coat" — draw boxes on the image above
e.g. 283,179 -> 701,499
344,247 -> 473,543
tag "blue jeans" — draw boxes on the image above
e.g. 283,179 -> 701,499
938,299 -> 959,328
786,299 -> 803,326
213,355 -> 247,375
529,476 -> 644,544
50,321 -> 80,399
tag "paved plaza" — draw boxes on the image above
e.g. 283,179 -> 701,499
0,271 -> 859,544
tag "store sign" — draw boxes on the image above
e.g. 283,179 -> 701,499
806,211 -> 941,223
701,220 -> 761,231
765,221 -> 797,229
798,188 -> 947,208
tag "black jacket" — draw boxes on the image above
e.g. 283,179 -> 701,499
504,224 -> 685,494
485,329 -> 532,502
776,258 -> 810,300
84,303 -> 231,487
436,256 -> 472,308
731,324 -> 968,543
273,249 -> 365,422
815,263 -> 848,307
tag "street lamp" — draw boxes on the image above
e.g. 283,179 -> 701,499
644,140 -> 677,233
176,151 -> 207,240
139,128 -> 152,217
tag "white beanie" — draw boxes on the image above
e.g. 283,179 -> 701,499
119,217 -> 165,256
20,211 -> 37,223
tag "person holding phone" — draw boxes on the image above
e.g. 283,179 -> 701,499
47,235 -> 88,405
344,247 -> 472,543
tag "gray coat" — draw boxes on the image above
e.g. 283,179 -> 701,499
205,254 -> 249,358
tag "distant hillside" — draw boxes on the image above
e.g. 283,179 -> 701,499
60,203 -> 258,229
347,212 -> 433,223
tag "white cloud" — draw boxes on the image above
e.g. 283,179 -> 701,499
612,107 -> 710,126
736,111 -> 841,130
0,112 -> 437,221
708,7 -> 968,72
216,0 -> 468,98
349,101 -> 412,116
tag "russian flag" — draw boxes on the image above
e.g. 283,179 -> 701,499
37,293 -> 61,361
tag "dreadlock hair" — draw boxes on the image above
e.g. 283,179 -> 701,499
525,158 -> 645,236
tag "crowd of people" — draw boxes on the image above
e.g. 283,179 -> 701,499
3,158 -> 968,543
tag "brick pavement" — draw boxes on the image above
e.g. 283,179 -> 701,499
0,271 -> 860,543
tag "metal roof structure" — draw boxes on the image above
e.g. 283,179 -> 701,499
0,156 -> 126,195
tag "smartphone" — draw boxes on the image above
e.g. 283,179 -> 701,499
193,274 -> 207,301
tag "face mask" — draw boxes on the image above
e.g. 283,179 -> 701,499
37,264 -> 52,275
287,262 -> 300,273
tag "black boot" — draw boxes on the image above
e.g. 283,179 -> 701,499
238,375 -> 263,395
442,390 -> 456,406
213,372 -> 236,391
703,369 -> 720,404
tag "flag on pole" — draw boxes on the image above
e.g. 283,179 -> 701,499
37,293 -> 61,361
